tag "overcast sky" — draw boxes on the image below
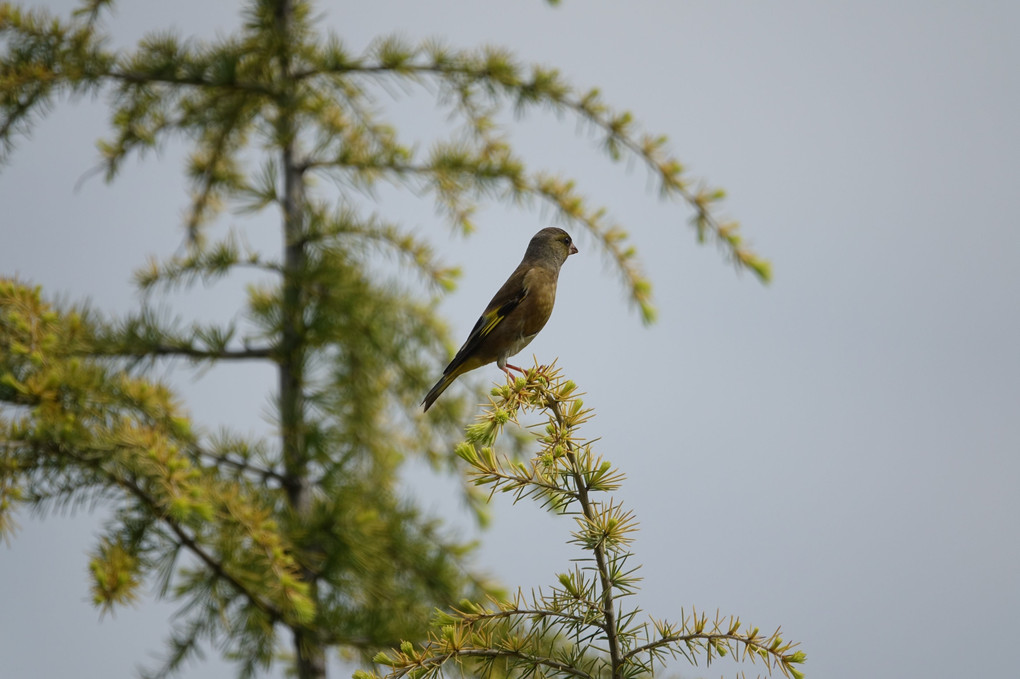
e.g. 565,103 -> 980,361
2,2 -> 1018,679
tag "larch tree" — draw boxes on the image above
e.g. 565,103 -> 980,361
0,1 -> 784,679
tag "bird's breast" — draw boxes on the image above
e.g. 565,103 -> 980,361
521,270 -> 558,336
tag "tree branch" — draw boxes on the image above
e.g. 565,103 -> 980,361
57,442 -> 286,622
108,345 -> 273,361
391,647 -> 592,679
194,449 -> 286,485
547,397 -> 623,679
109,70 -> 275,96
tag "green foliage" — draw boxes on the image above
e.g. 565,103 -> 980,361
1,0 -> 768,321
0,280 -> 313,626
0,279 -> 491,678
367,364 -> 806,679
1,1 -> 776,678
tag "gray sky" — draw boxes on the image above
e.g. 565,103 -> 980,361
2,1 -> 1018,678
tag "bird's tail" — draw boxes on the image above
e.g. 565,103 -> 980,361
422,372 -> 457,412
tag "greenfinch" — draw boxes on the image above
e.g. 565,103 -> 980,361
423,227 -> 578,411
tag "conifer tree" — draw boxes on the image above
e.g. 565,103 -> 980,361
363,365 -> 805,679
0,1 -> 774,679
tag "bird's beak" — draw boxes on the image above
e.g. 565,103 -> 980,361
569,243 -> 579,256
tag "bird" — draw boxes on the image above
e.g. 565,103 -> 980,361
422,227 -> 578,411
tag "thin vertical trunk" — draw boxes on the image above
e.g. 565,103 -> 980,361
280,141 -> 324,679
274,1 -> 325,678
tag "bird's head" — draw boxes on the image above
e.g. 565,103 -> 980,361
527,227 -> 579,267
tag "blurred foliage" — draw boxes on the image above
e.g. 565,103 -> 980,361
0,280 -> 491,678
1,1 -> 771,678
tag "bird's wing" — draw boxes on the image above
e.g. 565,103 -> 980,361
460,289 -> 526,355
444,279 -> 529,373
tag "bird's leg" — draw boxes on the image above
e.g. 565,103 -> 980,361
499,363 -> 524,383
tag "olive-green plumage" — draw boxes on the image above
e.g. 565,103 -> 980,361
422,227 -> 578,411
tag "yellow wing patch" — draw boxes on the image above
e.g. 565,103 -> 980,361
480,309 -> 504,336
